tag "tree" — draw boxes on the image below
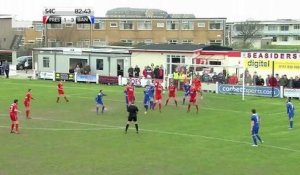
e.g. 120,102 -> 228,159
232,21 -> 262,49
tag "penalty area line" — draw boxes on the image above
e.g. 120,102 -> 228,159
0,125 -> 120,131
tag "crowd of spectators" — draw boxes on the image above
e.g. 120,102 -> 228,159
128,64 -> 164,79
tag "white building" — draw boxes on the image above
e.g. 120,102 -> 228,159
229,19 -> 300,48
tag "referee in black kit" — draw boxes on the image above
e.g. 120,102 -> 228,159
125,103 -> 139,134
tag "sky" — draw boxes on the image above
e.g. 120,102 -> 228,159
0,0 -> 299,22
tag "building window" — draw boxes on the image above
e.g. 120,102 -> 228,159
181,21 -> 194,30
209,21 -> 223,30
268,25 -> 277,31
182,40 -> 193,44
120,39 -> 133,46
77,24 -> 90,30
48,39 -> 57,47
48,24 -> 62,29
209,61 -> 221,65
294,36 -> 300,40
281,36 -> 288,41
96,59 -> 103,70
43,57 -> 50,68
34,24 -> 43,31
166,21 -> 179,30
93,39 -> 106,46
94,20 -> 105,30
272,36 -> 277,42
168,40 -> 178,44
166,55 -> 186,74
209,40 -> 222,46
197,22 -> 205,28
110,22 -> 118,28
157,22 -> 165,28
137,21 -> 152,30
144,39 -> 152,45
280,25 -> 289,31
120,21 -> 134,30
294,24 -> 300,30
65,24 -> 73,28
65,42 -> 73,47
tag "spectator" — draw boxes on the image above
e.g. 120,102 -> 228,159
293,76 -> 300,88
74,65 -> 81,74
142,66 -> 147,78
202,73 -> 211,82
134,65 -> 140,77
245,71 -> 252,86
153,65 -> 159,78
83,64 -> 91,74
287,77 -> 294,88
265,75 -> 271,86
24,60 -> 29,73
128,66 -> 134,78
216,72 -> 225,84
280,75 -> 288,87
256,75 -> 264,86
212,72 -> 218,83
146,66 -> 153,78
3,60 -> 9,78
228,73 -> 238,84
158,66 -> 164,79
268,75 -> 278,87
252,71 -> 258,86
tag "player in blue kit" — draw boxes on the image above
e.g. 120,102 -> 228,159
286,97 -> 295,129
144,85 -> 151,114
182,81 -> 191,105
95,90 -> 106,115
250,109 -> 263,147
149,84 -> 155,110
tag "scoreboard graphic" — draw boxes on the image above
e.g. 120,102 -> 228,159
42,8 -> 95,24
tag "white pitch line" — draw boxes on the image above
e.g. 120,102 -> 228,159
29,117 -> 300,153
0,125 -> 120,131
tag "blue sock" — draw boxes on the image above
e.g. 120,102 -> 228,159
252,135 -> 257,145
256,135 -> 262,143
290,121 -> 293,128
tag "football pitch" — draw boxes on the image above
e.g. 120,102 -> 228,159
0,79 -> 299,175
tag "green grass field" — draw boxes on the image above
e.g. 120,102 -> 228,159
0,79 -> 299,175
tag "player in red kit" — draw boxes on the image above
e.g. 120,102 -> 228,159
125,82 -> 135,105
57,81 -> 69,103
165,82 -> 178,107
9,99 -> 21,134
153,82 -> 163,112
192,76 -> 203,99
187,86 -> 199,113
24,89 -> 34,119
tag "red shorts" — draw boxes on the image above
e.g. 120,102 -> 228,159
168,93 -> 175,98
155,95 -> 162,101
189,98 -> 196,103
10,114 -> 17,121
196,86 -> 201,91
128,96 -> 134,104
58,90 -> 64,95
24,100 -> 30,107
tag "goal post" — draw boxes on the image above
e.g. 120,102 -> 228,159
163,62 -> 245,100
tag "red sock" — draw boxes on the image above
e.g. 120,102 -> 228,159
11,124 -> 14,131
16,124 -> 19,132
26,110 -> 30,118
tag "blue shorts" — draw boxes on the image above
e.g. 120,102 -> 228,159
184,92 -> 190,97
251,126 -> 259,135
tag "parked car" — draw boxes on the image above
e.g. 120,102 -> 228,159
16,56 -> 32,70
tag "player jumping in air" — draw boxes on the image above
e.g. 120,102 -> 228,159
9,99 -> 21,134
182,80 -> 191,105
165,82 -> 178,107
187,85 -> 199,113
23,88 -> 34,119
57,81 -> 69,103
286,97 -> 295,129
95,90 -> 106,115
